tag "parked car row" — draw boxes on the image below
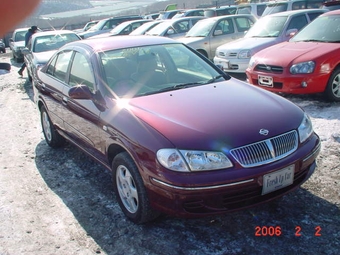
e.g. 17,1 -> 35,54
246,9 -> 340,101
213,9 -> 327,73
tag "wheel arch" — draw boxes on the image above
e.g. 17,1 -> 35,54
107,143 -> 127,167
196,49 -> 208,58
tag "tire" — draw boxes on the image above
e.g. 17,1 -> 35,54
325,67 -> 340,102
0,62 -> 11,71
40,105 -> 65,148
112,152 -> 160,224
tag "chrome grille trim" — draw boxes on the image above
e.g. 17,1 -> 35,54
230,130 -> 298,168
255,64 -> 283,73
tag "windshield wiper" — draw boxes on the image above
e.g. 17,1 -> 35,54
205,75 -> 224,84
136,76 -> 225,97
251,35 -> 275,38
298,39 -> 325,42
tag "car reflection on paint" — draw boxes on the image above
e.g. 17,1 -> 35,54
33,35 -> 320,223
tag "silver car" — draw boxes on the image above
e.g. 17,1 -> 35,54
214,9 -> 327,73
177,14 -> 256,60
9,27 -> 29,62
22,30 -> 81,82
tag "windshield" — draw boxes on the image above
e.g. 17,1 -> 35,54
186,19 -> 215,37
262,3 -> 288,16
15,30 -> 27,42
146,21 -> 171,35
110,22 -> 129,35
130,21 -> 162,35
100,43 -> 226,98
291,15 -> 340,42
33,33 -> 80,53
88,19 -> 106,31
245,16 -> 287,38
237,6 -> 251,15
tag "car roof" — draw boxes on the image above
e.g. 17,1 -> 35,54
321,8 -> 340,15
13,27 -> 30,32
31,30 -> 79,39
263,8 -> 328,17
64,35 -> 178,52
205,13 -> 256,21
161,16 -> 205,24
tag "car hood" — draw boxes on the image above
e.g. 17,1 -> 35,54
178,37 -> 205,45
33,51 -> 56,64
91,32 -> 112,38
127,79 -> 303,150
14,41 -> 25,47
217,37 -> 281,53
254,42 -> 339,66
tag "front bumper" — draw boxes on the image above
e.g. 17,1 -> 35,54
214,56 -> 249,73
246,69 -> 329,94
146,134 -> 321,218
13,49 -> 24,59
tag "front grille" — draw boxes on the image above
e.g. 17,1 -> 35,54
228,52 -> 238,58
230,130 -> 298,168
255,64 -> 283,73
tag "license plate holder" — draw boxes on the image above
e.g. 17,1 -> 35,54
219,60 -> 230,70
262,165 -> 294,195
258,75 -> 273,87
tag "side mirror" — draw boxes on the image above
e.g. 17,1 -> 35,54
68,85 -> 93,100
214,30 -> 223,36
21,48 -> 30,55
286,28 -> 298,38
167,28 -> 175,35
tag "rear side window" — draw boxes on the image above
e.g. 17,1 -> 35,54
308,12 -> 324,21
48,50 -> 73,82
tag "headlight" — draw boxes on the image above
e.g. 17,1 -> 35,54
298,114 -> 313,143
248,57 -> 256,69
157,149 -> 233,172
238,50 -> 251,59
14,46 -> 24,51
290,61 -> 315,74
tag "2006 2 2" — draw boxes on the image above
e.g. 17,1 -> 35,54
255,226 -> 322,237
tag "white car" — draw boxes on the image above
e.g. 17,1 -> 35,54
22,30 -> 81,82
145,16 -> 205,39
177,14 -> 256,60
9,27 -> 29,63
214,9 -> 327,74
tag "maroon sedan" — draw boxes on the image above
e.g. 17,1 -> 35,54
33,35 -> 320,223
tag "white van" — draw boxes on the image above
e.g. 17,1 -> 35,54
236,3 -> 268,18
262,0 -> 324,16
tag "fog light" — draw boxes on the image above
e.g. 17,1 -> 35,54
301,81 -> 307,88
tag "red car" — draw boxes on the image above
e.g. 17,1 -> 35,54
33,36 -> 320,223
246,10 -> 340,101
